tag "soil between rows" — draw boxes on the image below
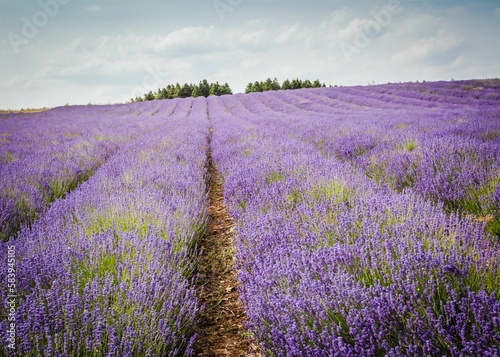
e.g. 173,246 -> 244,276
193,153 -> 252,357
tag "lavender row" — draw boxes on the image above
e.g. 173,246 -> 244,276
1,97 -> 209,356
249,86 -> 500,237
0,100 -> 179,241
261,80 -> 500,113
210,93 -> 500,355
361,80 -> 500,107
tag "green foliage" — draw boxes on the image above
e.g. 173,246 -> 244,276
291,78 -> 303,90
179,83 -> 193,98
209,82 -> 232,96
312,79 -> 323,88
191,85 -> 200,98
281,79 -> 292,90
265,171 -> 285,185
302,79 -> 313,88
245,78 -> 328,93
198,79 -> 210,97
144,91 -> 155,101
252,81 -> 263,93
263,78 -> 280,91
220,82 -> 232,95
245,82 -> 254,94
132,79 -> 233,102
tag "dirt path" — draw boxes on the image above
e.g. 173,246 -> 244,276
193,151 -> 251,356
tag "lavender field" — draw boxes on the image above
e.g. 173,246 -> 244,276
1,79 -> 500,356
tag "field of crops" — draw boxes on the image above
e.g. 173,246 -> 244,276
1,79 -> 499,356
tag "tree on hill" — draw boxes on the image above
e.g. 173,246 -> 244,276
173,83 -> 181,98
179,83 -> 193,98
166,84 -> 176,99
252,81 -> 263,92
192,85 -> 201,98
281,79 -> 292,90
262,78 -> 273,92
271,78 -> 281,91
209,82 -> 220,96
245,82 -> 254,94
220,82 -> 233,95
199,79 -> 211,98
302,79 -> 313,88
144,91 -> 155,101
155,88 -> 167,100
290,78 -> 303,90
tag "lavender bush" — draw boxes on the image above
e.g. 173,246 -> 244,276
0,100 -> 178,241
211,82 -> 500,356
1,97 -> 209,356
253,81 -> 500,238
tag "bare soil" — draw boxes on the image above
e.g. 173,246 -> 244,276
0,108 -> 50,114
193,156 -> 253,357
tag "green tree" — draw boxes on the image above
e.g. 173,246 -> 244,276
262,78 -> 273,92
302,80 -> 313,88
291,78 -> 303,90
199,79 -> 210,97
245,82 -> 254,93
179,83 -> 193,98
155,88 -> 166,100
192,85 -> 200,97
209,82 -> 220,96
144,91 -> 155,101
271,78 -> 281,91
173,83 -> 181,98
220,82 -> 233,95
253,81 -> 263,92
281,79 -> 292,90
312,79 -> 322,88
166,84 -> 175,99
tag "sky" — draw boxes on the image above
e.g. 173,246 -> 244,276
0,0 -> 499,109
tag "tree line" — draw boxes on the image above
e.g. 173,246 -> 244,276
132,78 -> 329,102
245,78 -> 326,93
132,79 -> 232,102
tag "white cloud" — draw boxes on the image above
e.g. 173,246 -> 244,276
390,30 -> 464,65
42,24 -> 279,79
275,24 -> 306,46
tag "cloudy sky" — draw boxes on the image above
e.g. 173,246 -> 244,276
0,0 -> 499,109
